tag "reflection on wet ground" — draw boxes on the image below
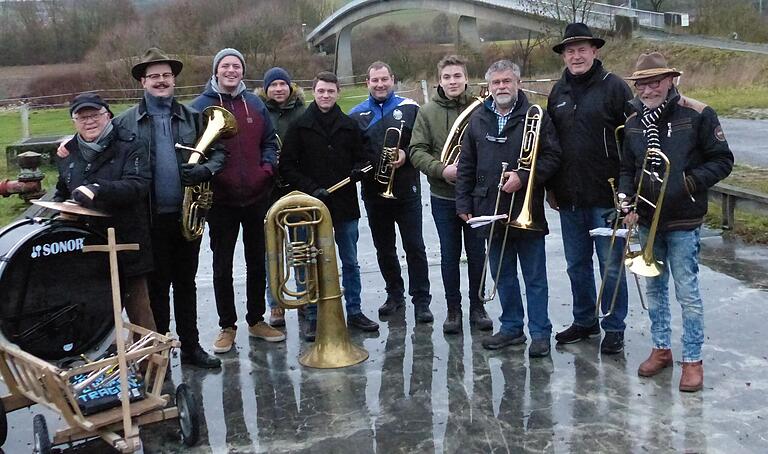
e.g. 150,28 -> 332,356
2,191 -> 767,453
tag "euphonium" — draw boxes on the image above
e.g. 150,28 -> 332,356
440,85 -> 489,166
265,191 -> 368,368
375,120 -> 405,199
176,106 -> 238,241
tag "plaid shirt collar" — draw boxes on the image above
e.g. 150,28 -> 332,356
491,100 -> 515,134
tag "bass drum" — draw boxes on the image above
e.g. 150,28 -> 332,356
0,217 -> 114,363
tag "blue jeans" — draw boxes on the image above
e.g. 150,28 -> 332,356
306,219 -> 362,321
639,226 -> 704,362
487,233 -> 551,340
364,195 -> 431,306
559,207 -> 628,332
430,196 -> 485,312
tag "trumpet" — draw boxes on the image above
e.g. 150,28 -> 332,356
375,120 -> 405,199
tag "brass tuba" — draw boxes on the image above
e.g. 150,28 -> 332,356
265,191 -> 368,368
176,106 -> 238,241
375,120 -> 405,199
440,85 -> 489,166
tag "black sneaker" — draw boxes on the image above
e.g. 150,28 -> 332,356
414,304 -> 434,324
180,345 -> 222,369
303,319 -> 317,342
482,331 -> 526,350
528,339 -> 551,358
554,323 -> 600,344
442,311 -> 462,335
469,306 -> 493,331
347,313 -> 379,332
600,331 -> 625,354
378,298 -> 405,316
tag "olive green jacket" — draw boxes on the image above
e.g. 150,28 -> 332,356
409,86 -> 475,199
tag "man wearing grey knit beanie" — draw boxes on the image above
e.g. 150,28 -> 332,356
191,48 -> 285,354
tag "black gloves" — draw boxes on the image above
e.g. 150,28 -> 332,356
311,188 -> 330,201
181,163 -> 212,186
350,167 -> 368,183
71,184 -> 99,207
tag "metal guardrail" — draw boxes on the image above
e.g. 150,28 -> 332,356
709,183 -> 768,230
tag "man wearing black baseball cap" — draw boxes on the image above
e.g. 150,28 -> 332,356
546,23 -> 634,355
55,93 -> 156,333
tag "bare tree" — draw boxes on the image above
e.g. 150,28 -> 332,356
528,0 -> 595,24
649,0 -> 665,12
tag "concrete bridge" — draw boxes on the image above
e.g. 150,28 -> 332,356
306,0 -> 668,80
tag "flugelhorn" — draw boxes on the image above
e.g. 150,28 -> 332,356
375,120 -> 405,199
265,191 -> 368,368
176,106 -> 238,241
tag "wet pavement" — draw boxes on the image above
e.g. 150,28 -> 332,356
3,179 -> 768,453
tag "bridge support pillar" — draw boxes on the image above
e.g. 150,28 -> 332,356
334,24 -> 354,82
457,15 -> 481,51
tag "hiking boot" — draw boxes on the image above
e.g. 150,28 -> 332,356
269,307 -> 285,327
528,338 -> 551,358
469,306 -> 493,331
378,298 -> 404,316
212,327 -> 236,354
554,322 -> 600,344
248,322 -> 286,342
482,331 -> 526,350
303,319 -> 317,342
414,304 -> 434,324
601,331 -> 625,355
347,313 -> 379,332
443,311 -> 462,335
679,361 -> 704,392
181,345 -> 221,369
637,348 -> 673,377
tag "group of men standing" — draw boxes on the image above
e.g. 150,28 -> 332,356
53,21 -> 733,394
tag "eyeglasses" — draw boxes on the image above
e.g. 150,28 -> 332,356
634,78 -> 665,90
73,111 -> 107,124
144,72 -> 175,81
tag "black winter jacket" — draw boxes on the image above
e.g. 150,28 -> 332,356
619,88 -> 734,231
547,60 -> 633,209
54,124 -> 152,277
279,102 -> 371,224
114,97 -> 226,217
456,93 -> 561,237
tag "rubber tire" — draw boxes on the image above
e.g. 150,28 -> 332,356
0,398 -> 6,446
175,384 -> 200,446
33,413 -> 51,454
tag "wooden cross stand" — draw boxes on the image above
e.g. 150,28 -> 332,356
82,228 -> 140,451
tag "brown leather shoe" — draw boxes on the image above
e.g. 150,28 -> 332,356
637,348 -> 673,377
679,361 -> 704,392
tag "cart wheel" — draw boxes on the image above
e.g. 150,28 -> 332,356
175,384 -> 199,446
0,397 -> 7,446
32,413 -> 51,454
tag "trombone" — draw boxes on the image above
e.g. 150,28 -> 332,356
375,120 -> 405,199
478,104 -> 544,302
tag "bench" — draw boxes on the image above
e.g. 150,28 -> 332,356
709,183 -> 768,229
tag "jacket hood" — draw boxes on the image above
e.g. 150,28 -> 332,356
432,85 -> 475,108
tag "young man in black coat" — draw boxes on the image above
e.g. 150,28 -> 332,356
54,93 -> 155,332
279,71 -> 376,341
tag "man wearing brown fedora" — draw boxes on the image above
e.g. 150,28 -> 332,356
114,47 -> 226,369
619,52 -> 733,392
547,23 -> 633,355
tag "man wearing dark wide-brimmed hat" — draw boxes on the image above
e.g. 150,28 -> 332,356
114,47 -> 226,369
618,52 -> 733,392
547,23 -> 633,355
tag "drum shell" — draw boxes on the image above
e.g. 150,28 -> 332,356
0,218 -> 115,362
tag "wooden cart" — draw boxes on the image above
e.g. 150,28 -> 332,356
0,228 -> 200,453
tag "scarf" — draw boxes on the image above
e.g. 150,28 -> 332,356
640,100 -> 668,171
77,121 -> 114,162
